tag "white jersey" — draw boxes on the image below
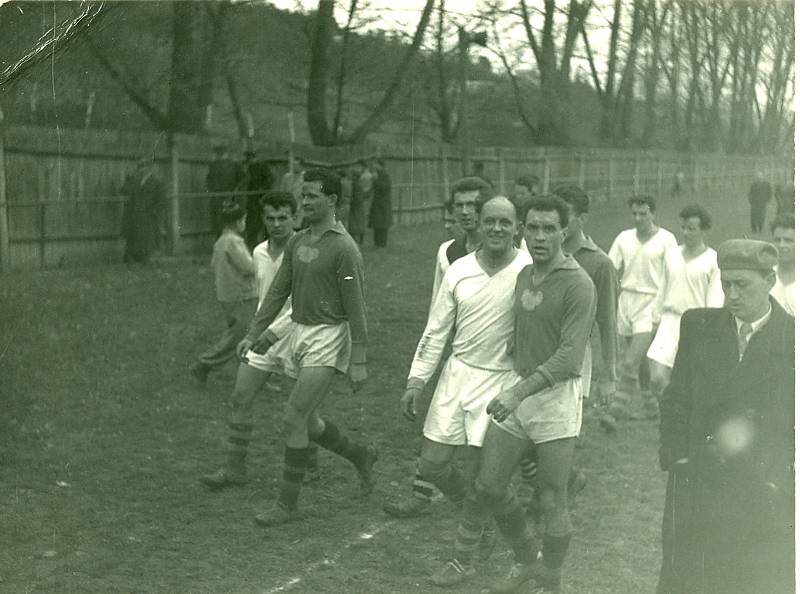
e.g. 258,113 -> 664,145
770,268 -> 795,316
252,240 -> 293,340
431,239 -> 455,307
609,227 -> 677,295
410,249 -> 532,383
653,246 -> 723,318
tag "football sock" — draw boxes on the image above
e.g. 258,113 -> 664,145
453,491 -> 486,565
226,422 -> 253,470
307,444 -> 320,473
412,471 -> 435,502
278,446 -> 309,511
494,493 -> 537,565
313,420 -> 367,468
519,449 -> 538,485
542,533 -> 571,569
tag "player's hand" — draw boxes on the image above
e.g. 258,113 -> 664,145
349,362 -> 368,392
236,338 -> 254,362
401,387 -> 423,421
250,332 -> 275,355
486,390 -> 524,423
597,380 -> 616,406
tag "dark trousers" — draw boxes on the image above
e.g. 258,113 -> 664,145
750,202 -> 767,233
373,228 -> 388,247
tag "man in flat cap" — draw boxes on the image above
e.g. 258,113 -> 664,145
657,239 -> 794,594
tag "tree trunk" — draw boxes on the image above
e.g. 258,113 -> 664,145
167,1 -> 210,134
307,0 -> 336,146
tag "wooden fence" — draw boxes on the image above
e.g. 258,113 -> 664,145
0,123 -> 791,270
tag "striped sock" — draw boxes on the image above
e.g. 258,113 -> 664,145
412,471 -> 435,501
312,420 -> 367,468
278,446 -> 309,511
494,494 -> 537,565
519,450 -> 538,485
307,444 -> 320,473
453,491 -> 486,566
226,422 -> 253,470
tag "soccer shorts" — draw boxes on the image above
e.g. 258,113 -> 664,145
245,322 -> 350,379
647,311 -> 681,368
617,290 -> 657,336
423,355 -> 517,448
495,375 -> 583,444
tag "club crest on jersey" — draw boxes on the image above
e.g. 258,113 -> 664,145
521,289 -> 544,311
298,245 -> 320,263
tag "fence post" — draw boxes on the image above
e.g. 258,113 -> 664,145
607,156 -> 614,202
440,143 -> 450,206
633,156 -> 641,194
498,148 -> 506,194
656,156 -> 663,196
168,137 -> 180,256
0,109 -> 9,272
542,157 -> 551,193
578,155 -> 586,188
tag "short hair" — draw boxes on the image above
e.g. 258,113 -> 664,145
523,195 -> 570,229
771,212 -> 795,234
221,202 -> 246,225
629,195 -> 656,212
304,167 -> 341,199
552,185 -> 589,215
261,190 -> 297,215
679,204 -> 712,229
373,158 -> 385,167
443,199 -> 454,214
450,176 -> 493,214
514,175 -> 539,192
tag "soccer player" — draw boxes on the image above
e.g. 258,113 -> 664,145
199,191 -> 312,488
603,195 -> 677,430
237,168 -> 377,527
646,204 -> 723,403
432,195 -> 596,591
430,177 -> 493,303
769,213 -> 794,316
383,197 -> 531,526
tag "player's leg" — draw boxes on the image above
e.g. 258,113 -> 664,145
193,300 -> 255,382
200,362 -> 271,489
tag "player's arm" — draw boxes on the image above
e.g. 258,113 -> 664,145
658,311 -> 696,470
594,258 -> 619,382
651,256 -> 668,324
608,235 -> 625,280
403,278 -> 457,419
244,238 -> 294,346
226,237 -> 255,276
337,245 -> 368,385
431,249 -> 445,307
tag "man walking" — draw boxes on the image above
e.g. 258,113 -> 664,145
368,158 -> 393,247
658,239 -> 793,594
747,173 -> 772,234
769,213 -> 794,315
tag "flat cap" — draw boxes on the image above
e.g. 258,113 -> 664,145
717,239 -> 778,271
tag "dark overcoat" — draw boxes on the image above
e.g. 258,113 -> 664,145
368,169 -> 393,230
658,301 -> 794,594
121,173 -> 165,262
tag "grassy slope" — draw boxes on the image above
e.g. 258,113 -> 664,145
1,190 -> 771,593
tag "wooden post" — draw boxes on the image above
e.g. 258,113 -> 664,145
0,108 -> 9,272
39,203 -> 46,269
633,156 -> 641,194
578,155 -> 586,188
542,157 -> 551,193
168,137 -> 180,256
607,156 -> 614,202
440,143 -> 450,205
498,148 -> 506,194
656,156 -> 663,196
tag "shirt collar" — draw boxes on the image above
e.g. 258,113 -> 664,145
735,304 -> 772,335
553,254 -> 581,271
572,234 -> 599,254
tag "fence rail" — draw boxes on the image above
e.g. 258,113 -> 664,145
0,123 -> 791,270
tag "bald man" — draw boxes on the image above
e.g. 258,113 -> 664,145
383,197 -> 532,526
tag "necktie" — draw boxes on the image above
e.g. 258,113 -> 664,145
737,322 -> 753,358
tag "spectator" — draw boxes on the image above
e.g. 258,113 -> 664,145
206,142 -> 244,237
242,149 -> 275,251
769,213 -> 794,316
747,173 -> 772,234
368,158 -> 393,247
349,160 -> 373,245
337,167 -> 352,230
471,160 -> 492,186
121,156 -> 165,264
280,154 -> 305,226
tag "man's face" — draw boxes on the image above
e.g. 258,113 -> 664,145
453,190 -> 480,232
773,227 -> 795,265
524,209 -> 565,264
680,216 -> 704,248
443,209 -> 461,239
721,269 -> 775,322
262,204 -> 294,241
564,203 -> 584,242
631,203 -> 655,233
512,184 -> 532,205
301,181 -> 334,223
479,200 -> 516,255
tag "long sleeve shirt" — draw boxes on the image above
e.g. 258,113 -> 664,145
609,228 -> 677,295
211,229 -> 256,303
251,239 -> 293,343
652,245 -> 723,320
246,221 -> 368,363
512,257 -> 597,386
570,235 -> 618,381
410,249 -> 531,383
431,239 -> 454,307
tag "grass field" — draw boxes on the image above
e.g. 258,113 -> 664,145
1,189 -> 776,594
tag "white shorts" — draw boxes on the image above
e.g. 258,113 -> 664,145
245,322 -> 350,379
618,290 -> 657,336
496,375 -> 583,444
423,355 -> 517,448
647,311 -> 681,368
